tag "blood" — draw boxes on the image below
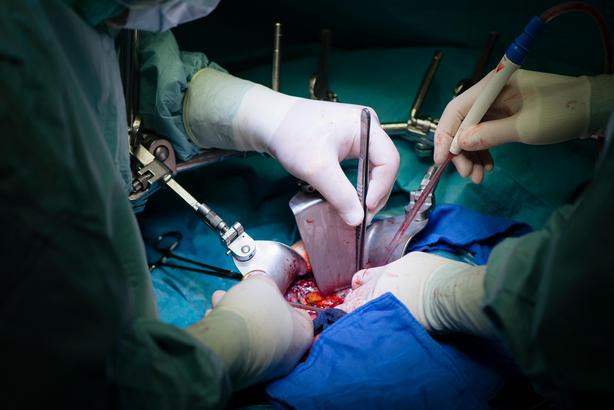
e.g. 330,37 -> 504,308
287,241 -> 349,316
285,275 -> 349,310
290,240 -> 312,273
379,153 -> 453,265
286,243 -> 351,347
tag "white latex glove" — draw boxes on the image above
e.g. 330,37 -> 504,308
184,68 -> 400,226
187,272 -> 313,391
337,252 -> 497,338
434,70 -> 614,183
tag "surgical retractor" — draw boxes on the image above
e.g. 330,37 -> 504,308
356,108 -> 370,272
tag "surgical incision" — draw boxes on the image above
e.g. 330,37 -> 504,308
285,241 -> 350,309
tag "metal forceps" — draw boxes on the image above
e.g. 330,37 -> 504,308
149,232 -> 243,281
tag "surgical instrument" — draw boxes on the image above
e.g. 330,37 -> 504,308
382,161 -> 447,265
309,29 -> 338,101
382,50 -> 442,156
454,31 -> 500,97
149,231 -> 243,280
364,165 -> 437,267
130,143 -> 307,292
289,109 -> 372,293
289,302 -> 327,313
356,108 -> 370,271
272,22 -> 282,91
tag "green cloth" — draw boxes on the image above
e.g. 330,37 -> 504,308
0,1 -> 230,407
138,30 -> 226,161
483,127 -> 614,407
62,0 -> 126,27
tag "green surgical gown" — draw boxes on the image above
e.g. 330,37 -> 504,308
0,0 -> 231,407
484,131 -> 614,407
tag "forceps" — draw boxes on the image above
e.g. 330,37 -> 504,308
149,231 -> 243,281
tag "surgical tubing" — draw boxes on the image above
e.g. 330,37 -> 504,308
540,2 -> 612,73
505,16 -> 545,65
508,1 -> 612,69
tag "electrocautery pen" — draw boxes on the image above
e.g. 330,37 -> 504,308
449,17 -> 545,154
383,17 -> 545,264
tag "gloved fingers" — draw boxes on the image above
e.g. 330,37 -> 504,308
259,301 -> 313,380
451,152 -> 476,178
216,271 -> 282,309
306,160 -> 364,226
289,307 -> 314,336
434,72 -> 494,165
433,127 -> 455,166
336,284 -> 374,313
351,267 -> 383,289
479,150 -> 494,172
365,165 -> 394,224
402,251 -> 460,271
335,267 -> 387,312
351,269 -> 369,289
286,306 -> 314,352
211,290 -> 226,308
469,152 -> 485,184
365,124 -> 400,219
458,115 -> 519,151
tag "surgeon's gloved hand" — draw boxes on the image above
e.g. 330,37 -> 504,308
336,252 -> 497,338
184,69 -> 400,226
434,70 -> 614,183
187,273 -> 313,391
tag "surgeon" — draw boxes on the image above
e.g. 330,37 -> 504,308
0,0 -> 399,408
338,69 -> 614,407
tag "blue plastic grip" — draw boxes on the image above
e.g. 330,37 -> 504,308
505,16 -> 546,65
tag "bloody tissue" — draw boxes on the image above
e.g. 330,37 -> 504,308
285,275 -> 349,309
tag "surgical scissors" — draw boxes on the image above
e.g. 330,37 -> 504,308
149,231 -> 243,281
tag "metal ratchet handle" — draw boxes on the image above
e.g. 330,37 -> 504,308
381,50 -> 443,137
272,23 -> 282,91
310,29 -> 337,101
410,50 -> 443,124
356,108 -> 370,271
132,144 -> 255,263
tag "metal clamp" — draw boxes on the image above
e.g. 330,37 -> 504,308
454,31 -> 499,96
363,165 -> 438,267
309,29 -> 338,102
129,143 -> 256,262
225,229 -> 256,262
382,50 -> 443,156
129,144 -> 172,200
407,165 -> 436,221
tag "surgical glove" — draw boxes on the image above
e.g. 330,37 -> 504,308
434,70 -> 614,183
337,252 -> 497,338
184,68 -> 400,225
187,273 -> 313,391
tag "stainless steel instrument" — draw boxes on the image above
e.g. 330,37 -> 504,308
290,109 -> 371,294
